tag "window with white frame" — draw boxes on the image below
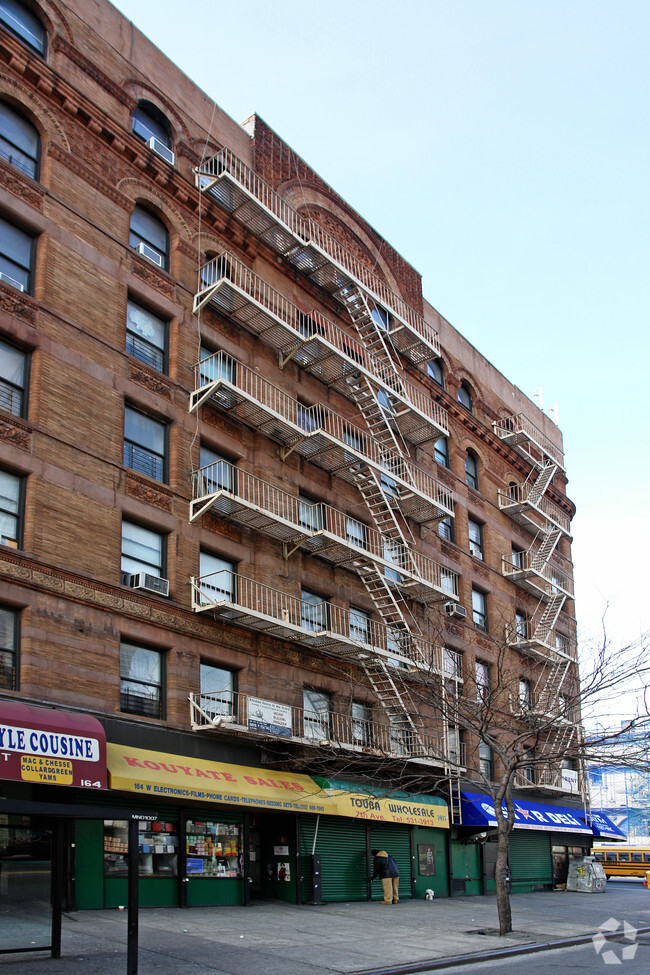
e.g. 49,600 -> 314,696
0,468 -> 21,547
126,300 -> 166,373
123,405 -> 166,483
200,662 -> 236,720
438,516 -> 454,543
299,493 -> 323,531
0,338 -> 27,417
132,101 -> 172,150
352,701 -> 370,745
389,711 -> 410,755
346,515 -> 367,549
468,518 -> 484,560
515,610 -> 528,640
349,606 -> 371,644
0,101 -> 39,178
472,588 -> 488,632
434,436 -> 449,468
303,688 -> 331,740
121,520 -> 164,583
511,545 -> 524,569
199,445 -> 235,496
129,205 -> 169,270
301,589 -> 329,632
519,678 -> 532,710
465,450 -> 479,490
0,216 -> 33,293
478,740 -> 493,779
120,641 -> 163,718
199,551 -> 235,604
0,605 -> 17,689
475,660 -> 490,703
383,537 -> 404,584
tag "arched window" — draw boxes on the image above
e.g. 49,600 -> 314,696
0,101 -> 39,178
130,205 -> 169,270
458,380 -> 473,412
434,436 -> 449,468
132,101 -> 174,164
0,0 -> 46,54
427,358 -> 444,388
465,449 -> 479,490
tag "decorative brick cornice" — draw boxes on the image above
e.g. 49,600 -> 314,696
125,471 -> 173,511
0,414 -> 32,450
130,254 -> 176,300
52,36 -> 135,109
0,281 -> 37,324
0,550 -> 218,640
0,156 -> 45,210
128,361 -> 173,399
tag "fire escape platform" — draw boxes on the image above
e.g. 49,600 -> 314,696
196,150 -> 440,363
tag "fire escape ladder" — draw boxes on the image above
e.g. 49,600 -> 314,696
529,528 -> 562,574
531,592 -> 566,645
356,562 -> 422,639
360,658 -> 428,747
534,658 -> 571,713
344,373 -> 410,458
526,460 -> 557,506
341,285 -> 401,371
350,463 -> 419,552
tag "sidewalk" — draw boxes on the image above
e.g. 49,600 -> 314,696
2,884 -> 650,974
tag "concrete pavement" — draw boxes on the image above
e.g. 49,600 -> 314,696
1,882 -> 650,974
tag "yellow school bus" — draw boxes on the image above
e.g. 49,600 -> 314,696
592,846 -> 650,878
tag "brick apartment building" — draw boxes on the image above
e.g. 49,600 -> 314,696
0,0 -> 622,919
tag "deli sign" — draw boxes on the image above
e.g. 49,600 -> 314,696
0,700 -> 107,789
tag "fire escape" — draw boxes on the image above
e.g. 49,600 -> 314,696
191,149 -> 462,797
494,413 -> 584,799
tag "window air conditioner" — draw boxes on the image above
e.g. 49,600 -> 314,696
136,241 -> 163,267
147,136 -> 175,166
127,572 -> 170,597
444,602 -> 467,621
0,271 -> 24,292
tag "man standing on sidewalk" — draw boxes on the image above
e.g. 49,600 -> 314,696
371,849 -> 400,904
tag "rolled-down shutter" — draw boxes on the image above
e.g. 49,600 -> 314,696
369,824 -> 412,899
509,830 -> 552,890
300,817 -> 367,902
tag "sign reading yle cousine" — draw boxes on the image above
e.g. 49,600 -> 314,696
0,700 -> 107,789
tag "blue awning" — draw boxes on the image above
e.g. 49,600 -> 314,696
461,792 -> 592,834
590,811 -> 627,841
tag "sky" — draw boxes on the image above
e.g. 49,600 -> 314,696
110,0 -> 649,678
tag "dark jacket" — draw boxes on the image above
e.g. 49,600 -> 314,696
372,850 -> 400,879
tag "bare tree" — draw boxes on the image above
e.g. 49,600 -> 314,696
266,624 -> 650,937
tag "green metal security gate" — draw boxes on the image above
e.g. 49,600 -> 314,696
300,817 -> 367,902
369,825 -> 412,900
509,830 -> 552,892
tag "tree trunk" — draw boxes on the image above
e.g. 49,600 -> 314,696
494,820 -> 512,935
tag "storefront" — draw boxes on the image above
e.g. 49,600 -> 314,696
459,791 -> 620,892
0,700 -> 109,955
78,742 -> 450,909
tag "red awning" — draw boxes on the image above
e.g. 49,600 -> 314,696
0,699 -> 107,791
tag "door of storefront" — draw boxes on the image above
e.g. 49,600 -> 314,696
451,841 -> 482,895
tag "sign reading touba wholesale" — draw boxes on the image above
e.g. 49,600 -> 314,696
0,700 -> 107,789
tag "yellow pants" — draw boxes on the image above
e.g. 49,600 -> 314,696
381,876 -> 399,903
